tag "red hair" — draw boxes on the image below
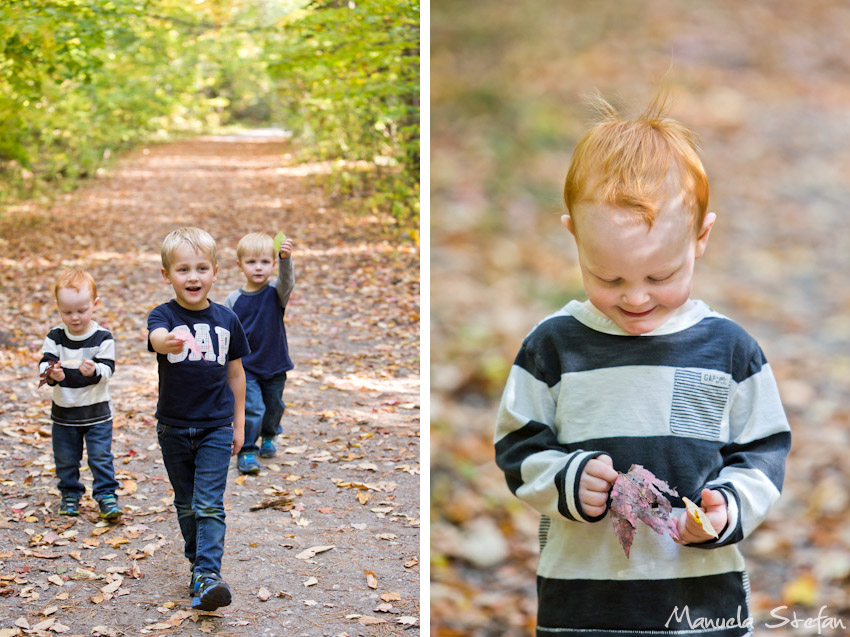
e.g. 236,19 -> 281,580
564,93 -> 709,235
54,269 -> 97,299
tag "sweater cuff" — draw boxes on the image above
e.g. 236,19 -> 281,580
557,450 -> 609,523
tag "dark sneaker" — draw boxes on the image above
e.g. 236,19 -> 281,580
259,437 -> 278,458
59,496 -> 79,517
191,573 -> 232,611
97,495 -> 123,520
190,571 -> 202,597
237,452 -> 260,474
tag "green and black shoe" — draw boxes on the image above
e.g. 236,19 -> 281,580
97,495 -> 123,520
59,496 -> 79,517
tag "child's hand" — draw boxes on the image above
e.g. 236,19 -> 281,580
47,365 -> 65,383
231,428 -> 244,457
163,331 -> 188,355
578,454 -> 618,518
78,359 -> 96,376
279,238 -> 293,259
676,488 -> 728,544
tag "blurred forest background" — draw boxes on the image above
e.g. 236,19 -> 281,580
0,0 -> 420,232
431,1 -> 850,635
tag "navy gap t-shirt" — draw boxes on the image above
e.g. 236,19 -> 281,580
147,300 -> 250,428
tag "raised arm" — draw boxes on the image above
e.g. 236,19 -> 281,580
275,245 -> 295,308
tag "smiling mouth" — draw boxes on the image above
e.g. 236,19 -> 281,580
619,307 -> 655,318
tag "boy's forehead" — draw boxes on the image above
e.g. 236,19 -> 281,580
576,195 -> 690,233
172,242 -> 215,262
56,287 -> 93,304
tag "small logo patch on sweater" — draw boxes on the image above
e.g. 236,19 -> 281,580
700,371 -> 731,388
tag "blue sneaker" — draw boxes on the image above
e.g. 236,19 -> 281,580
237,452 -> 260,474
59,496 -> 79,517
97,494 -> 123,520
259,437 -> 278,458
191,573 -> 231,611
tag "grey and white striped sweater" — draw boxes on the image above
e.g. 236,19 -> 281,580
495,299 -> 790,636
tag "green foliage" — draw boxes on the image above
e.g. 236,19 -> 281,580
0,0 -> 419,235
267,0 -> 420,232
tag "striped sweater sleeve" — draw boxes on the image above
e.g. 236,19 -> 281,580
494,340 -> 606,523
700,352 -> 790,548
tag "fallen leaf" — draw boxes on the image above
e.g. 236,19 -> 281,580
32,618 -> 55,631
295,545 -> 335,560
303,576 -> 318,587
381,592 -> 401,602
364,570 -> 378,589
257,587 -> 271,601
357,616 -> 387,625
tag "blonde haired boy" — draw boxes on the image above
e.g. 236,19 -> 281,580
225,230 -> 295,474
147,226 -> 250,611
495,96 -> 790,635
39,269 -> 121,519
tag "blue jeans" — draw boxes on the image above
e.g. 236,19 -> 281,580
241,373 -> 287,454
156,422 -> 232,576
52,421 -> 119,501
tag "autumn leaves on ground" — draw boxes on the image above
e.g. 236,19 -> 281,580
0,133 -> 420,635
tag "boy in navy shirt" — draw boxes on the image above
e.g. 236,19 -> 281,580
225,231 -> 295,474
148,226 -> 250,611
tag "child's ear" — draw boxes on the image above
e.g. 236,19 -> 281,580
561,214 -> 577,237
161,268 -> 171,284
695,212 -> 716,258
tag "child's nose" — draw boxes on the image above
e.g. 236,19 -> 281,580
622,286 -> 650,307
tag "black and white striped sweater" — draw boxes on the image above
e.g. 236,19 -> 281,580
39,322 -> 115,426
495,300 -> 790,636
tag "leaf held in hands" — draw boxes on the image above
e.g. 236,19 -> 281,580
609,464 -> 681,558
682,496 -> 719,538
273,231 -> 287,253
173,330 -> 203,359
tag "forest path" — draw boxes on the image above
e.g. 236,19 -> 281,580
0,132 -> 420,636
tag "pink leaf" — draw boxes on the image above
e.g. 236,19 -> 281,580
609,464 -> 681,558
174,331 -> 203,359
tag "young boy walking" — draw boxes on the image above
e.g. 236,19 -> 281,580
40,269 -> 122,519
225,231 -> 295,474
147,226 -> 250,611
495,96 -> 791,636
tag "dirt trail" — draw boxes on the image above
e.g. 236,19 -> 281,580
0,132 -> 420,636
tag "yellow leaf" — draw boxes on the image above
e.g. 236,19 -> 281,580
682,497 -> 719,538
104,537 -> 129,548
782,573 -> 818,607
